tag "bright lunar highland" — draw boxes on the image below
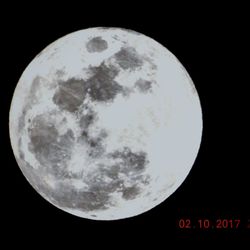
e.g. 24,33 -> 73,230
9,27 -> 202,220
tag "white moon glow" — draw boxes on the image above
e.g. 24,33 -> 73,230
9,27 -> 202,220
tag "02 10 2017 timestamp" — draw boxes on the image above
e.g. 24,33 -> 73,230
178,219 -> 241,229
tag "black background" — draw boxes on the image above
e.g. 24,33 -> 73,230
1,3 -> 249,243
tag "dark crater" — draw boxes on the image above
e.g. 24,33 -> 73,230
86,36 -> 108,53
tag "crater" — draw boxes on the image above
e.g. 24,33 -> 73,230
114,47 -> 143,70
86,36 -> 108,53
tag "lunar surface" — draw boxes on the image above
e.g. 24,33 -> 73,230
9,27 -> 202,220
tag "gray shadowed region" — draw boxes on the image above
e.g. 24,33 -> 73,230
108,146 -> 149,172
79,108 -> 96,130
18,110 -> 26,133
114,47 -> 143,70
84,63 -> 123,102
27,114 -> 75,178
78,107 -> 107,159
86,37 -> 108,53
122,185 -> 141,200
104,146 -> 151,200
86,136 -> 105,158
53,78 -> 85,113
134,78 -> 153,93
53,63 -> 124,110
51,182 -> 112,211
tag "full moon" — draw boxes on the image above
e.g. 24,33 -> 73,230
9,27 -> 202,220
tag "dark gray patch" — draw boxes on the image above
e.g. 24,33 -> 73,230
75,190 -> 109,211
135,79 -> 152,93
114,47 -> 143,70
103,147 -> 152,201
90,179 -> 123,194
28,116 -> 59,151
77,130 -> 89,145
140,175 -> 151,185
50,182 -> 111,211
79,109 -> 96,130
86,136 -> 105,158
58,129 -> 74,145
122,186 -> 141,200
130,174 -> 151,185
19,151 -> 24,160
78,126 -> 107,158
108,147 -> 148,172
53,78 -> 85,112
30,76 -> 42,99
84,63 -> 123,102
18,138 -> 24,160
86,37 -> 108,53
28,115 -> 74,178
98,129 -> 108,140
86,168 -> 123,195
121,86 -> 133,98
56,69 -> 66,77
102,165 -> 120,180
101,147 -> 151,201
18,110 -> 26,133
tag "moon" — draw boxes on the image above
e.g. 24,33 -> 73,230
9,27 -> 202,220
